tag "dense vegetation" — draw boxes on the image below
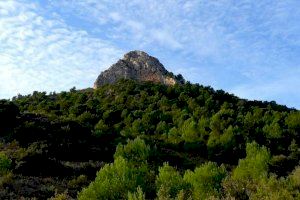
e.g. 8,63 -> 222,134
0,79 -> 299,199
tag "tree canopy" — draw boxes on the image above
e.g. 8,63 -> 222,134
0,79 -> 299,199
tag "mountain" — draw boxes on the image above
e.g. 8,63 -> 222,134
94,50 -> 185,88
0,55 -> 299,199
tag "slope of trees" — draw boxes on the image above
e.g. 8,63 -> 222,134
0,79 -> 299,199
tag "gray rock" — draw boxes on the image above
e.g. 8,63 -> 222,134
94,50 -> 185,88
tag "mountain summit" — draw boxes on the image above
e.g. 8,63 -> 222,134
94,50 -> 185,88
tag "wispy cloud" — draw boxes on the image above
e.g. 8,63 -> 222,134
0,0 -> 123,98
49,1 -> 299,60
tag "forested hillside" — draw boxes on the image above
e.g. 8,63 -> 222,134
0,79 -> 299,199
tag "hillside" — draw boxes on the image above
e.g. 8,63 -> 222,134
0,79 -> 299,199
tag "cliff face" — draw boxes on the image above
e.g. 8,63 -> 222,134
94,51 -> 184,88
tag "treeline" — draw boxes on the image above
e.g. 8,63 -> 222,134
0,79 -> 299,199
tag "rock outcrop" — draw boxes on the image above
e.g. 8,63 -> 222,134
94,50 -> 185,88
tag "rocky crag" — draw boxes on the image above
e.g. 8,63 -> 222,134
94,50 -> 185,88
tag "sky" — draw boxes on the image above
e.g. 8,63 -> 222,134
0,0 -> 299,109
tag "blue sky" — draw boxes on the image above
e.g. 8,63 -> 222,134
0,0 -> 299,109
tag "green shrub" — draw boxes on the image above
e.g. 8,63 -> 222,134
0,172 -> 13,188
0,152 -> 12,174
49,191 -> 70,200
155,163 -> 189,198
68,175 -> 88,189
94,119 -> 109,136
114,137 -> 150,164
78,157 -> 146,200
183,162 -> 227,199
128,186 -> 145,200
223,142 -> 271,199
232,142 -> 270,181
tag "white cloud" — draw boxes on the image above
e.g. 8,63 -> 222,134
0,0 -> 123,98
50,0 -> 300,65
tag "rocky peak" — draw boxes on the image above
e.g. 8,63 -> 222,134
94,50 -> 185,88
